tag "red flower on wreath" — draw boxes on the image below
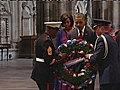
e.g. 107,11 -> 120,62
76,38 -> 83,43
71,71 -> 74,75
74,85 -> 79,89
86,43 -> 91,47
66,70 -> 69,73
86,63 -> 90,68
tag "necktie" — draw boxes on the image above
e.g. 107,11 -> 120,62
80,30 -> 82,37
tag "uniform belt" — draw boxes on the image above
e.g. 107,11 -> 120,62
36,57 -> 44,62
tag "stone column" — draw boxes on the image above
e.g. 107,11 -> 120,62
36,1 -> 45,37
17,1 -> 22,37
71,1 -> 76,18
87,0 -> 92,28
10,2 -> 18,43
44,1 -> 49,21
101,1 -> 107,19
113,1 -> 119,31
60,1 -> 66,15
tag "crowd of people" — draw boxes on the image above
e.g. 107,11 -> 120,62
31,12 -> 120,90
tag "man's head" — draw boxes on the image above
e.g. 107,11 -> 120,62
44,22 -> 62,38
74,13 -> 87,30
92,19 -> 111,36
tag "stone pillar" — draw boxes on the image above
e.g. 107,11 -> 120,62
101,1 -> 107,19
60,1 -> 66,15
11,2 -> 18,43
36,1 -> 45,37
66,1 -> 72,14
33,6 -> 36,36
17,2 -> 22,37
44,1 -> 49,21
58,1 -> 62,18
71,1 -> 76,18
113,1 -> 119,31
87,0 -> 92,28
90,0 -> 92,26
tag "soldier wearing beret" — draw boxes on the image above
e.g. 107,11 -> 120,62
31,22 -> 61,90
86,19 -> 120,90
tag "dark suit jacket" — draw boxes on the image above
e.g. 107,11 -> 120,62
68,26 -> 97,45
90,32 -> 120,85
116,32 -> 120,61
68,26 -> 96,90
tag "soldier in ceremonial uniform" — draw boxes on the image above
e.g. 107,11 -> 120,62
31,22 -> 61,90
86,19 -> 120,90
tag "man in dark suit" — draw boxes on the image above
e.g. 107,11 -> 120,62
68,13 -> 96,45
86,19 -> 120,90
68,13 -> 96,90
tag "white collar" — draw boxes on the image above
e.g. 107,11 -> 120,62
82,26 -> 85,33
97,35 -> 100,38
76,26 -> 85,36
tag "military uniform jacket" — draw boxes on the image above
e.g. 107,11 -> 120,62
90,32 -> 120,85
68,26 -> 97,45
31,33 -> 56,83
116,32 -> 120,61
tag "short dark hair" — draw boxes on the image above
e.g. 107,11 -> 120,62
75,13 -> 86,20
60,13 -> 74,27
47,26 -> 59,31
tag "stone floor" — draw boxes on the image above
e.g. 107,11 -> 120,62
0,58 -> 38,90
0,58 -> 99,90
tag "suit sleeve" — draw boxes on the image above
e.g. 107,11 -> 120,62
90,37 -> 105,65
55,31 -> 61,49
68,29 -> 77,40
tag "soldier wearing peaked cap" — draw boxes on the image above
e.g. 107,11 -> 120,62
31,22 -> 62,90
86,19 -> 120,90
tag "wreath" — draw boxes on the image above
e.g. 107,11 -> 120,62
54,38 -> 97,89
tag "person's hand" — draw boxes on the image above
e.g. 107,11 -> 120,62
85,54 -> 93,59
85,54 -> 90,59
50,58 -> 56,65
59,52 -> 66,60
85,58 -> 89,62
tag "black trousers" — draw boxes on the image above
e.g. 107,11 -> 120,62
36,82 -> 54,90
100,83 -> 120,90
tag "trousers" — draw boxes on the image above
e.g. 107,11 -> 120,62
36,82 -> 54,90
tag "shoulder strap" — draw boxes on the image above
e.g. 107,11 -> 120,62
101,35 -> 108,59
